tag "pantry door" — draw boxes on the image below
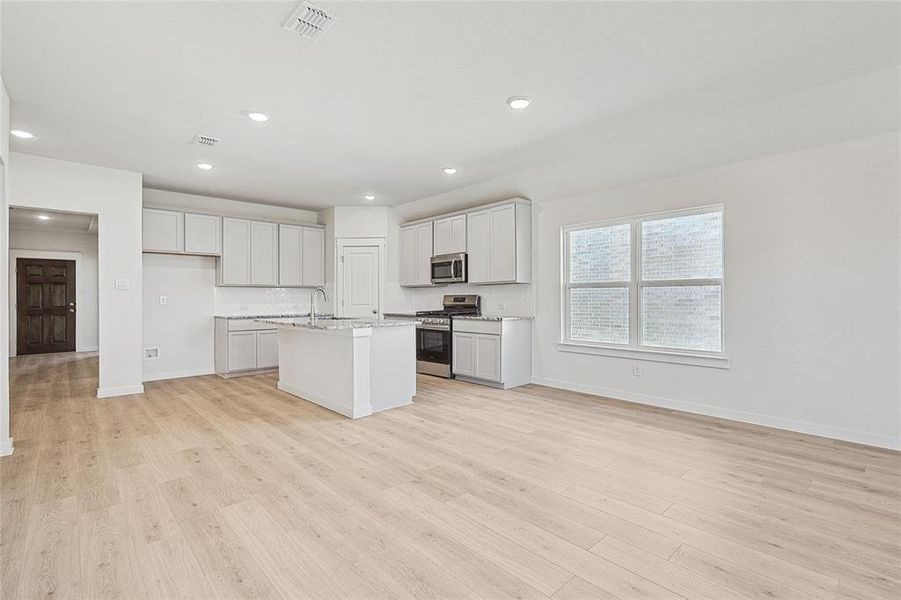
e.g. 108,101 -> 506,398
339,242 -> 382,318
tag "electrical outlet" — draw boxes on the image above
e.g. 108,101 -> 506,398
144,348 -> 160,360
495,303 -> 506,311
632,363 -> 642,377
159,296 -> 168,305
114,278 -> 129,290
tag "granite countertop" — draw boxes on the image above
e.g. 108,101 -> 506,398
215,312 -> 333,320
453,315 -> 534,321
382,311 -> 418,318
255,317 -> 420,330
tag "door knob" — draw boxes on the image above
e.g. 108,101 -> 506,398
372,309 -> 377,314
68,302 -> 75,306
69,309 -> 75,313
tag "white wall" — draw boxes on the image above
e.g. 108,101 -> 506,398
142,253 -> 216,381
0,67 -> 11,455
143,188 -> 318,224
531,132 -> 900,449
9,228 -> 99,354
9,153 -> 144,398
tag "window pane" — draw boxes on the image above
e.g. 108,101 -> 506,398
569,288 -> 629,344
641,211 -> 722,280
641,286 -> 722,351
569,224 -> 630,283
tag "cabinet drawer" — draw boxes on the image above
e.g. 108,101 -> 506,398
453,319 -> 501,335
227,320 -> 278,332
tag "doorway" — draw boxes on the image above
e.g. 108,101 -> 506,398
337,239 -> 385,318
16,258 -> 77,355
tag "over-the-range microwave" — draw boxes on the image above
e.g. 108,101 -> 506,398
430,252 -> 467,284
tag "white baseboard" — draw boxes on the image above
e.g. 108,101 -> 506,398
77,346 -> 99,353
0,438 -> 13,457
531,376 -> 901,451
277,380 -> 372,419
143,367 -> 215,382
96,384 -> 145,399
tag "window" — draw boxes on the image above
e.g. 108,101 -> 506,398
562,206 -> 724,361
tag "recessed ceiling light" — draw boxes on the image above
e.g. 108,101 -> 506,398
362,193 -> 376,201
247,112 -> 270,122
442,166 -> 458,175
196,162 -> 214,171
36,214 -> 51,221
11,129 -> 35,139
506,95 -> 531,110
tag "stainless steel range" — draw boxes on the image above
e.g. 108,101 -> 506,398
415,295 -> 480,378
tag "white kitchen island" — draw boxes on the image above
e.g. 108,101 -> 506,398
256,317 -> 418,418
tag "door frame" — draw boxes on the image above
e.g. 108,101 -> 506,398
8,249 -> 85,357
335,237 -> 386,319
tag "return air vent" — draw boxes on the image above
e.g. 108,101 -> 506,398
283,2 -> 334,40
193,134 -> 220,147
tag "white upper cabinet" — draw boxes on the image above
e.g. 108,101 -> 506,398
143,208 -> 184,253
466,201 -> 531,284
278,224 -> 303,286
184,213 -> 221,255
467,210 -> 491,284
250,221 -> 279,286
400,221 -> 433,287
302,227 -> 325,286
278,224 -> 325,287
433,214 -> 466,255
221,217 -> 252,285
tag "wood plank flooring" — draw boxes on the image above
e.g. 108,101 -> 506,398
2,351 -> 899,599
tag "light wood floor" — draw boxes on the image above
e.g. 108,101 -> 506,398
1,352 -> 899,599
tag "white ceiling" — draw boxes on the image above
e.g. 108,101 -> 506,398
9,207 -> 97,233
3,1 -> 899,211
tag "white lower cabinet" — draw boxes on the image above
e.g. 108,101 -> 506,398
215,318 -> 280,376
255,330 -> 279,369
452,319 -> 531,389
226,331 -> 258,372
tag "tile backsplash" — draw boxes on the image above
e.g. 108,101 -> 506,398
397,283 -> 533,316
214,285 -> 334,316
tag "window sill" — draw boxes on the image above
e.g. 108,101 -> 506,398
557,341 -> 731,369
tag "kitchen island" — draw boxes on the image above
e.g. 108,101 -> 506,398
255,317 -> 418,418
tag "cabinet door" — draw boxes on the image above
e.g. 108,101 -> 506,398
255,330 -> 279,369
302,227 -> 325,286
143,208 -> 184,253
474,334 -> 501,382
452,333 -> 475,377
415,222 -> 434,285
227,331 -> 257,371
400,226 -> 416,286
467,210 -> 490,283
278,224 -> 303,286
251,221 -> 279,286
433,218 -> 451,256
490,204 -> 517,282
450,214 -> 467,253
221,218 -> 252,285
184,213 -> 221,255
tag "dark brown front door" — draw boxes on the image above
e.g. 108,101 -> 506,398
16,258 -> 77,355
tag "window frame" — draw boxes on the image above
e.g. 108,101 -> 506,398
560,204 -> 729,369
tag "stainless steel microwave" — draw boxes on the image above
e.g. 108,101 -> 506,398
430,252 -> 467,284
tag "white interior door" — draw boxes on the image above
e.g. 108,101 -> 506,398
341,245 -> 380,318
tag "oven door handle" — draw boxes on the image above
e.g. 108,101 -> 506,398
417,324 -> 450,332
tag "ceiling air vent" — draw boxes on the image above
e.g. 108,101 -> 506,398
283,2 -> 334,40
193,134 -> 220,147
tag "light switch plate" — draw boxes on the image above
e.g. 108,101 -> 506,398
115,278 -> 129,290
159,296 -> 168,305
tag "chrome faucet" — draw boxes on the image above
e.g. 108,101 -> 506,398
310,287 -> 328,321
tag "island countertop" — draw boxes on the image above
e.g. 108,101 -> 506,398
255,317 -> 420,330
452,315 -> 534,321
